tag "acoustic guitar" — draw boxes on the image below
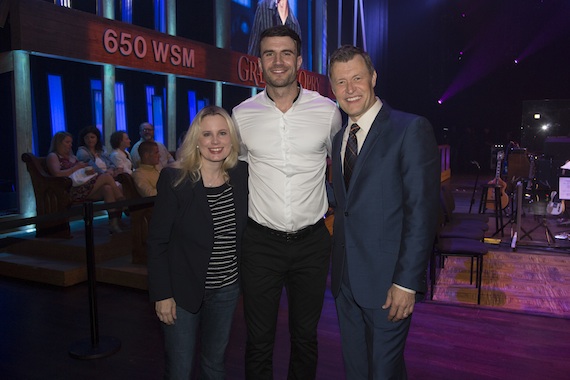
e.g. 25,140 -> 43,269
546,191 -> 566,216
486,151 -> 509,210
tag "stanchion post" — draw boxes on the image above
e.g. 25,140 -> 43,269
68,201 -> 121,359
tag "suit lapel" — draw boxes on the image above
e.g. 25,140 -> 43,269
345,104 -> 391,196
191,182 -> 214,226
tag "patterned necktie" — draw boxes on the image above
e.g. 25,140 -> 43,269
343,123 -> 360,190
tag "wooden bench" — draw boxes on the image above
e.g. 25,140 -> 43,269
22,152 -> 74,238
22,153 -> 152,264
117,173 -> 152,265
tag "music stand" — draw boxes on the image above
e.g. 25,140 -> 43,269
559,176 -> 570,201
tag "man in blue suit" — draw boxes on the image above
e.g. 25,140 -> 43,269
328,45 -> 440,379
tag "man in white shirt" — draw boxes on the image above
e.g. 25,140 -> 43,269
130,122 -> 174,169
232,26 -> 342,379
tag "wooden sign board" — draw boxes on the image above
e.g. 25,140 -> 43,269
8,0 -> 333,98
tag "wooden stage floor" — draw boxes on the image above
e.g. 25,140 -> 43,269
1,175 -> 569,379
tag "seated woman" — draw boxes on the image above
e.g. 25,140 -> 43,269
109,130 -> 133,175
76,126 -> 122,178
46,131 -> 125,234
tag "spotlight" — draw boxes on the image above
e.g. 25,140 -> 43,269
437,100 -> 443,105
514,59 -> 519,64
534,113 -> 540,119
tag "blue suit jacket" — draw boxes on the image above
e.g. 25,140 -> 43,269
147,161 -> 248,313
330,103 -> 440,309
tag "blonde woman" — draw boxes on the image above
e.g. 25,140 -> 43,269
147,106 -> 248,379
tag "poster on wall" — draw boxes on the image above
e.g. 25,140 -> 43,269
231,0 -> 308,64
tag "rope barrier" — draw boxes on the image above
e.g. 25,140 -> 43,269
0,196 -> 155,359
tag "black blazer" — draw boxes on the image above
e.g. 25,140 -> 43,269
147,161 -> 248,313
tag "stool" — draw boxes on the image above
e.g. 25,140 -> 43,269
479,183 -> 504,237
431,237 -> 488,305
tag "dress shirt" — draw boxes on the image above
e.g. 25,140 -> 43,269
233,87 -> 342,232
132,164 -> 161,197
109,149 -> 133,174
340,97 -> 382,167
131,139 -> 174,170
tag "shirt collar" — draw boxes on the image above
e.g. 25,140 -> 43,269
348,97 -> 382,133
265,83 -> 302,105
138,163 -> 157,170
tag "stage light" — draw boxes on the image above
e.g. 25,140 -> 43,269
437,99 -> 442,105
514,59 -> 519,64
534,113 -> 541,119
541,124 -> 550,131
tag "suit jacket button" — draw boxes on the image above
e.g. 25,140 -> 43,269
344,212 -> 348,216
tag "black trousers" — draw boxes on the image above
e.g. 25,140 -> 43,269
241,219 -> 331,380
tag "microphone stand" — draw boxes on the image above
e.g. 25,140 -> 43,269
469,160 -> 481,214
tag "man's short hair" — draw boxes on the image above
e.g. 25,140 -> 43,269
138,141 -> 158,157
260,25 -> 302,56
328,45 -> 375,77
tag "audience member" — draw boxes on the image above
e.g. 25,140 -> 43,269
132,141 -> 161,197
76,126 -> 122,178
46,131 -> 125,234
109,131 -> 133,175
130,122 -> 174,169
147,105 -> 248,379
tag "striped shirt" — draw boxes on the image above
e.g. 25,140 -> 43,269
205,184 -> 238,289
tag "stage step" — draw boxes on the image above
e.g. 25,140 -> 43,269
97,255 -> 148,290
0,251 -> 86,286
0,218 -> 148,289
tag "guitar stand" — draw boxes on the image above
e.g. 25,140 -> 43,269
495,188 -> 528,238
519,213 -> 556,245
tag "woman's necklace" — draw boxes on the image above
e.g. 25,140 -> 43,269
203,171 -> 222,187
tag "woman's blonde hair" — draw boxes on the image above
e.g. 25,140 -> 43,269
49,131 -> 73,153
174,105 -> 240,187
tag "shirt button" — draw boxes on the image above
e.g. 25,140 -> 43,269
344,212 -> 349,216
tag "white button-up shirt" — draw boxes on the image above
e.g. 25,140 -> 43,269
233,88 -> 342,232
340,98 -> 382,166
